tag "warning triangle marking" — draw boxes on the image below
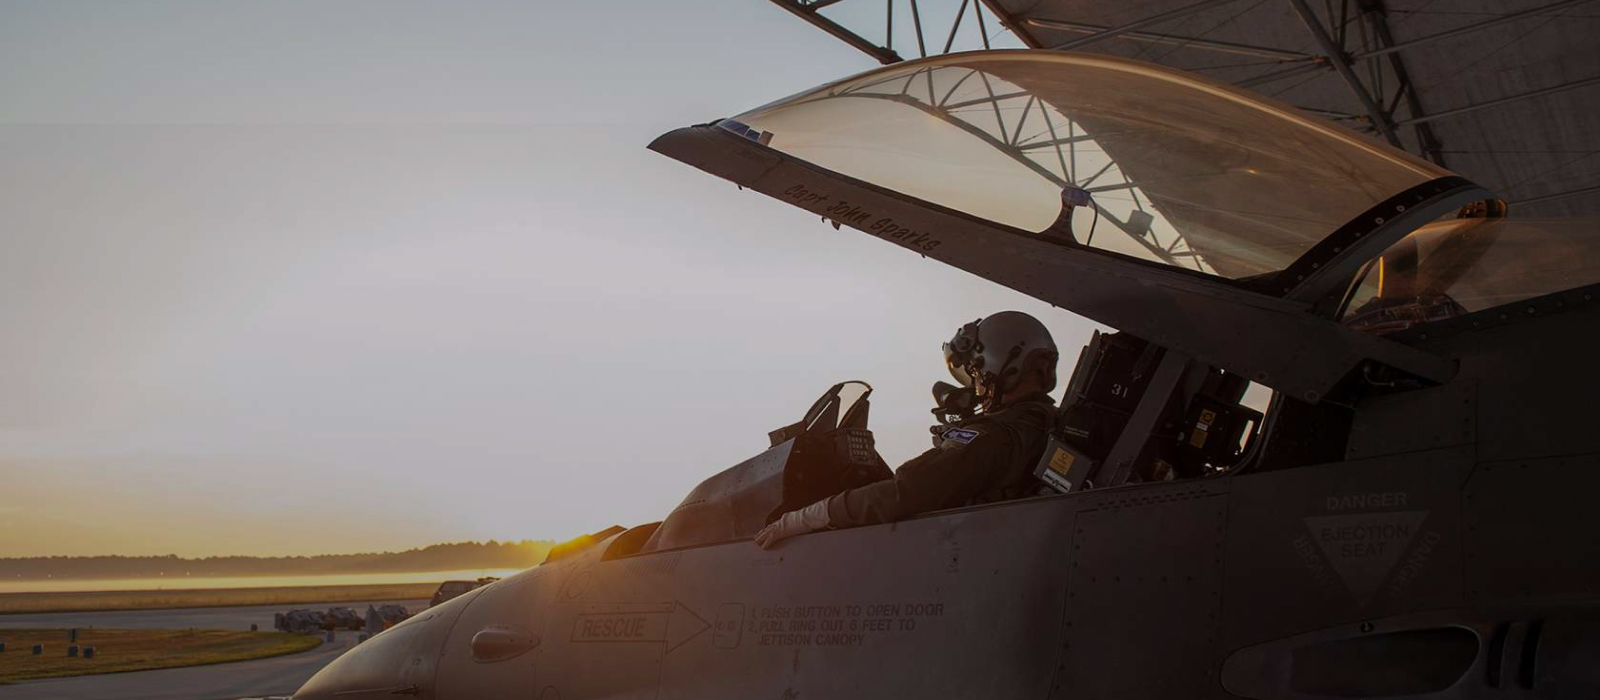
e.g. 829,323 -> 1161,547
1302,510 -> 1429,602
667,602 -> 711,652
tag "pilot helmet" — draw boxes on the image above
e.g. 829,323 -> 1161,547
943,311 -> 1058,396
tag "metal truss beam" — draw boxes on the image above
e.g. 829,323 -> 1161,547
940,0 -> 970,53
1352,0 -> 1598,61
767,0 -> 902,64
1050,0 -> 1244,51
1297,106 -> 1362,120
821,83 -> 1190,265
943,89 -> 1029,109
979,0 -> 1043,48
1397,74 -> 1600,126
1086,181 -> 1152,194
1235,60 -> 1331,88
910,0 -> 929,57
1357,0 -> 1446,166
1512,183 -> 1600,206
972,0 -> 992,49
1286,0 -> 1403,147
1026,17 -> 1312,60
1017,132 -> 1100,150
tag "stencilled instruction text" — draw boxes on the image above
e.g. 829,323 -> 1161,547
750,602 -> 945,648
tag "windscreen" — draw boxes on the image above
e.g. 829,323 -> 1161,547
1340,218 -> 1600,334
725,51 -> 1449,279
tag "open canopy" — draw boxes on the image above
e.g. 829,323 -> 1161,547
723,50 -> 1452,279
766,0 -> 1600,218
650,50 -> 1600,400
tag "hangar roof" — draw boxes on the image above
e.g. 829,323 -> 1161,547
767,0 -> 1600,217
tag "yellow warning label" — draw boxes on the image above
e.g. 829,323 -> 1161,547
1048,448 -> 1076,476
1151,459 -> 1174,481
1190,408 -> 1217,448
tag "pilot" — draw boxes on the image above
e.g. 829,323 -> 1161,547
755,311 -> 1059,549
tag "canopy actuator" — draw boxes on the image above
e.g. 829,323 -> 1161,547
1044,186 -> 1095,242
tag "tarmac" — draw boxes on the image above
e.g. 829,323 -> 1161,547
0,599 -> 429,700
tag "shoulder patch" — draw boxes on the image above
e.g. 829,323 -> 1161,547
940,427 -> 981,445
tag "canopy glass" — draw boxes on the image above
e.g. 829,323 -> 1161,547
1340,218 -> 1600,335
724,50 -> 1450,279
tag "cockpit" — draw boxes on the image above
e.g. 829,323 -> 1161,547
1340,217 -> 1600,335
655,50 -> 1600,372
635,48 -> 1600,553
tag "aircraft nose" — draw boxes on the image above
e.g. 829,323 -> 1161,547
292,634 -> 419,699
294,610 -> 451,699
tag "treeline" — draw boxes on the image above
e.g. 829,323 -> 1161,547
0,540 -> 557,580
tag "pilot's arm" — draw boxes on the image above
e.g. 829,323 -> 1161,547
755,423 -> 1020,548
829,424 -> 1018,526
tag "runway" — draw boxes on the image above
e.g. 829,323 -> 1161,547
0,598 -> 428,632
0,599 -> 429,700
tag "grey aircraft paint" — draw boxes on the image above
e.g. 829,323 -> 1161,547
296,52 -> 1600,700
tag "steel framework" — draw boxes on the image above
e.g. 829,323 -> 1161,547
766,0 -> 1600,214
788,62 -> 1214,269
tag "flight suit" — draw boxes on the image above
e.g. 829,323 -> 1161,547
825,391 -> 1056,527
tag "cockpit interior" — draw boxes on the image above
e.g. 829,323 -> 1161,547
599,49 -> 1600,562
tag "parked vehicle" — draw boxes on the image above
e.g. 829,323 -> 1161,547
428,577 -> 499,608
274,609 -> 328,635
365,604 -> 411,633
325,606 -> 363,630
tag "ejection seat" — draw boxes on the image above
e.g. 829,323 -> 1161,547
633,381 -> 890,554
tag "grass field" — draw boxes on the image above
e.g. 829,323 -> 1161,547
0,582 -> 435,615
0,628 -> 322,683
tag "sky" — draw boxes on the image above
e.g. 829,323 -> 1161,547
0,0 -> 1099,558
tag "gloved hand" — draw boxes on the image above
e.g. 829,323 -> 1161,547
754,498 -> 831,549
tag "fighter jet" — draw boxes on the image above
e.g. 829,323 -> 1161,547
295,50 -> 1600,699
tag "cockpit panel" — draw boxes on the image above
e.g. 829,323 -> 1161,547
724,51 -> 1448,279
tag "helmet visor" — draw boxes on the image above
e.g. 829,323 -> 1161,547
943,322 -> 981,387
